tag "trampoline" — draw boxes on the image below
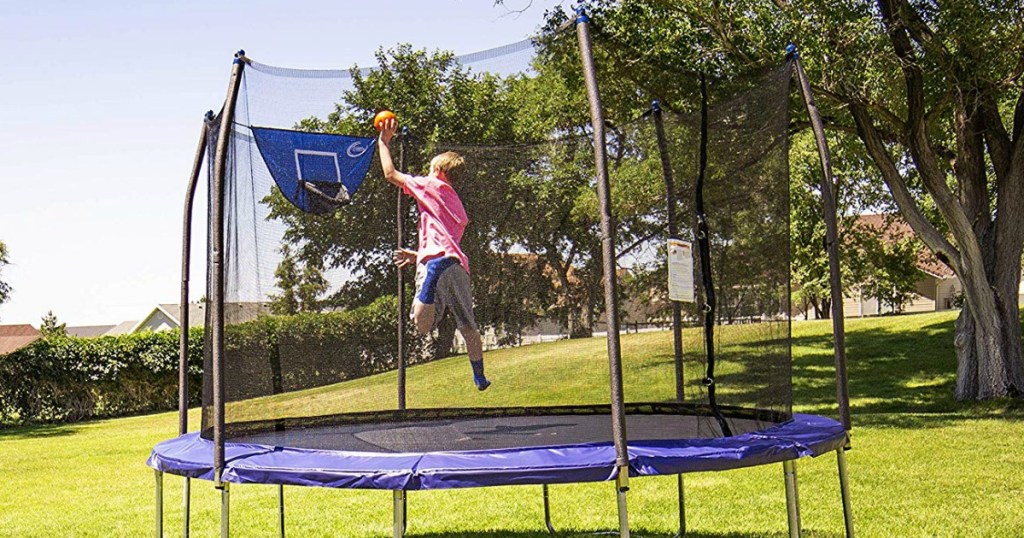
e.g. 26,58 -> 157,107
150,407 -> 846,491
151,9 -> 855,538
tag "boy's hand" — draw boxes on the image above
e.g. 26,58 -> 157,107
379,118 -> 398,146
393,248 -> 416,268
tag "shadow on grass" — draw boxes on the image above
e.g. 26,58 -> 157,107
646,312 -> 1024,431
399,530 -> 830,538
791,314 -> 1024,428
0,421 -> 83,440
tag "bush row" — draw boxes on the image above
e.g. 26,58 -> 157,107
0,296 -> 419,425
0,328 -> 204,424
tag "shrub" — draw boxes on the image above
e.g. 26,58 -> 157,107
0,328 -> 203,424
0,296 -> 419,425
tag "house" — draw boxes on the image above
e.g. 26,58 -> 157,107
0,324 -> 41,356
131,302 -> 270,333
65,325 -> 116,338
104,320 -> 138,336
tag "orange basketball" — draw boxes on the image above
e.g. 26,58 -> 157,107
373,110 -> 397,130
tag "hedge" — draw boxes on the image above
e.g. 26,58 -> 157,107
0,328 -> 203,424
0,296 -> 421,425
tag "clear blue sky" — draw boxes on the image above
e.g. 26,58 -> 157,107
0,0 -> 566,326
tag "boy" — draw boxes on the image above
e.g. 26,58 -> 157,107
377,118 -> 490,391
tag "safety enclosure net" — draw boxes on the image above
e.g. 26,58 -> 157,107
200,27 -> 795,452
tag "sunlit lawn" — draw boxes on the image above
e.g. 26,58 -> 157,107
1,310 -> 1022,537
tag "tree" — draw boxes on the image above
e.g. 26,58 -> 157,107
40,310 -> 66,338
265,46 -> 578,356
555,0 -> 1024,399
845,216 -> 924,314
0,241 -> 10,313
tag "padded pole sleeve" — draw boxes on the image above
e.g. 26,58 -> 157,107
575,7 -> 629,469
180,116 -> 210,436
211,53 -> 246,485
793,54 -> 851,432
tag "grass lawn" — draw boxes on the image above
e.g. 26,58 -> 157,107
1,310 -> 1023,537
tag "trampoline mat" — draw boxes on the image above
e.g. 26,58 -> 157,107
231,412 -> 764,452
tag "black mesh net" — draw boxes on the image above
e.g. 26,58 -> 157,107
200,30 -> 794,452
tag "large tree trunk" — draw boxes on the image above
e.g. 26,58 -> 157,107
955,274 -> 1024,400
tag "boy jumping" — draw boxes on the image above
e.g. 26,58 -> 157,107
377,118 -> 490,391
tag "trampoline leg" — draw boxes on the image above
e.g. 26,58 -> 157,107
393,490 -> 406,538
278,485 -> 285,538
155,470 -> 163,538
220,483 -> 230,538
783,460 -> 801,538
837,449 -> 855,538
542,484 -> 556,534
182,477 -> 190,538
616,469 -> 631,538
673,474 -> 686,538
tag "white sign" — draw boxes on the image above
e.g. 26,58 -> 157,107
668,239 -> 694,303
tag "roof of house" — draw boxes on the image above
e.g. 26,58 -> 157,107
105,320 -> 138,336
855,214 -> 956,279
0,324 -> 41,355
66,325 -> 116,338
132,302 -> 269,333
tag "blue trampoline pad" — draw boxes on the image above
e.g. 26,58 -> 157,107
147,411 -> 846,491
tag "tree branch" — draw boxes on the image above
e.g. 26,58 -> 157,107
952,98 -> 990,235
1014,87 -> 1024,151
849,101 -> 961,273
898,1 -> 954,66
814,85 -> 907,135
879,0 -> 983,273
979,93 -> 1012,181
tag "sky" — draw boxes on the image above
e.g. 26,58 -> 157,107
0,0 -> 567,327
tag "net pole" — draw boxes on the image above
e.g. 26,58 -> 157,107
179,113 -> 211,437
651,100 -> 685,403
575,15 -> 631,533
791,47 -> 851,432
575,5 -> 628,470
211,51 -> 246,488
397,127 -> 409,411
694,74 -> 731,437
179,112 -> 210,538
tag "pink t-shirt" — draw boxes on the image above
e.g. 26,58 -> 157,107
403,175 -> 470,273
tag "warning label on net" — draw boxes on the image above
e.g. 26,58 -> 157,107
668,239 -> 694,303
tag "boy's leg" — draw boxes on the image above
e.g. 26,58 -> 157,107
460,326 -> 488,389
439,264 -> 489,390
411,300 -> 436,335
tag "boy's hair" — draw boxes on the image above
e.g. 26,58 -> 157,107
430,151 -> 465,183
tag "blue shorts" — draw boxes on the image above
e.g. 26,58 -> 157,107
414,257 -> 478,331
416,257 -> 461,304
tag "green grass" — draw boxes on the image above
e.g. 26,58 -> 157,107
2,311 -> 1023,537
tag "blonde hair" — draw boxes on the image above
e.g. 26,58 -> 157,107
430,151 -> 465,183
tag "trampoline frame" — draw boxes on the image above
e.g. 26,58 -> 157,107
153,443 -> 854,537
157,9 -> 856,538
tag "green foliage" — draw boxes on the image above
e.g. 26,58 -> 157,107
225,295 -> 424,387
268,243 -> 328,315
264,42 -> 669,342
0,297 -> 418,426
789,129 -> 908,317
39,310 -> 67,338
0,328 -> 203,424
846,218 -> 923,313
0,240 -> 10,311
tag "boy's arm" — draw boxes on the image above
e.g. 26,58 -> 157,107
378,118 -> 413,188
